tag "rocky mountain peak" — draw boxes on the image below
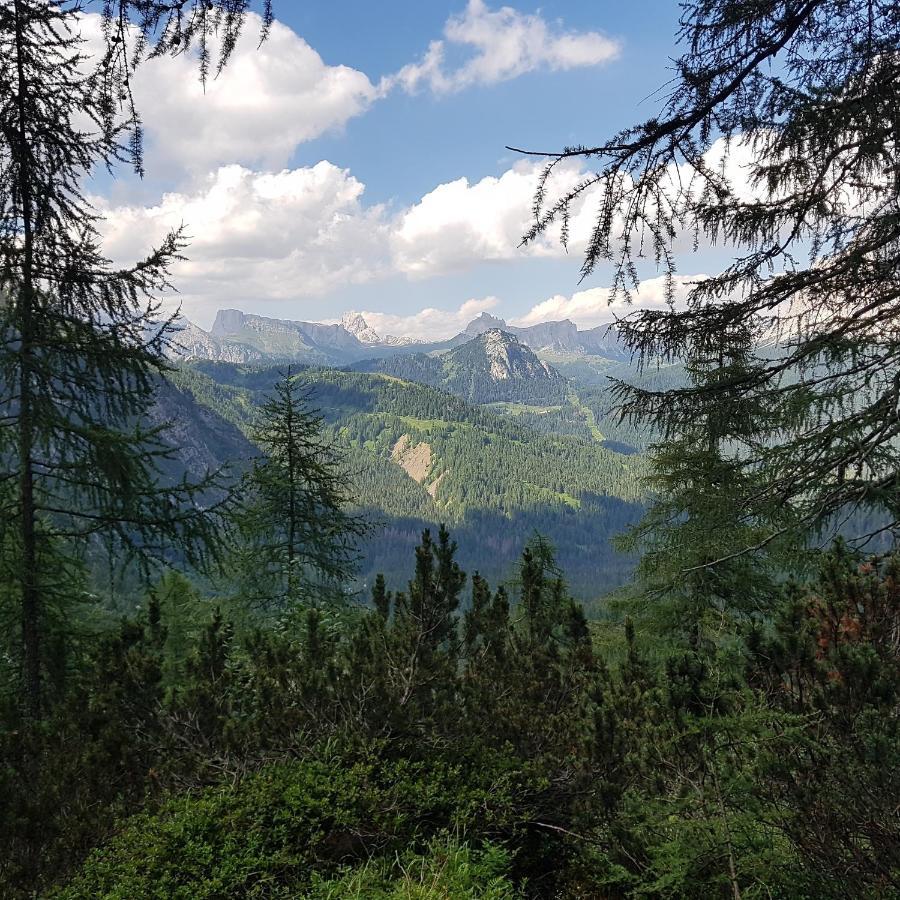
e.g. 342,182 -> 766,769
210,308 -> 246,338
340,311 -> 381,344
465,312 -> 507,336
473,329 -> 558,381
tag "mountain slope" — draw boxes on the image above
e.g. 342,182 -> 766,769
351,330 -> 568,404
172,362 -> 645,597
209,309 -> 364,364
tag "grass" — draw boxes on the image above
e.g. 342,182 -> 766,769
566,390 -> 605,443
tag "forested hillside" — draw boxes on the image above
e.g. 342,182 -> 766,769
172,362 -> 644,595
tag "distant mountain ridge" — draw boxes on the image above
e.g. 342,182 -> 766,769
465,311 -> 630,359
167,307 -> 630,368
340,312 -> 416,346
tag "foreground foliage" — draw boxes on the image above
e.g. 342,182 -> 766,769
1,534 -> 897,898
526,0 -> 900,556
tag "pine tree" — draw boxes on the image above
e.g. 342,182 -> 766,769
229,368 -> 367,608
520,0 -> 900,551
747,542 -> 900,893
381,526 -> 466,731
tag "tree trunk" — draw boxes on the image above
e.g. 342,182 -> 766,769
13,0 -> 41,718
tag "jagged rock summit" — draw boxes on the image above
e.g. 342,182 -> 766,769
340,312 -> 381,344
465,312 -> 507,336
462,329 -> 558,381
461,314 -> 629,359
446,329 -> 561,384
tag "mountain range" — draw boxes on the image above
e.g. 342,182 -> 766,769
146,304 -> 676,600
169,307 -> 631,368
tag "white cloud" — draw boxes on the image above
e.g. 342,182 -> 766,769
350,297 -> 501,341
96,158 -> 710,336
513,274 -> 704,329
386,0 -> 620,95
392,159 -> 597,275
98,156 -> 604,324
98,162 -> 391,322
78,4 -> 616,178
80,13 -> 377,173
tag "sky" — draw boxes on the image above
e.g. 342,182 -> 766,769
88,0 -> 727,340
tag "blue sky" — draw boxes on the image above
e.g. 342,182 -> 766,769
94,0 -> 716,338
281,1 -> 682,202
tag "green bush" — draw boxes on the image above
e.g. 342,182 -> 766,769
53,751 -> 536,899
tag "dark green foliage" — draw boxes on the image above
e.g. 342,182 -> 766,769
524,0 -> 900,553
618,325 -> 798,645
0,0 -> 245,718
303,839 -> 516,898
0,532 -> 897,897
53,752 -> 530,900
0,601 -> 168,893
746,542 -> 900,895
171,362 -> 645,599
2,3 -> 897,897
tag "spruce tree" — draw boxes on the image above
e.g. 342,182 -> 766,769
228,368 -> 367,608
619,324 -> 797,644
0,1 -> 271,717
519,0 -> 900,550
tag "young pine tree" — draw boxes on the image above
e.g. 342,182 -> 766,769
747,542 -> 900,893
387,526 -> 466,730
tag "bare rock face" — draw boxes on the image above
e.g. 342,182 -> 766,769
478,328 -> 558,381
341,312 -> 381,344
351,328 -> 566,404
206,309 -> 366,361
167,319 -> 264,364
514,319 -> 581,352
461,313 -> 626,357
391,434 -> 433,483
381,333 -> 418,346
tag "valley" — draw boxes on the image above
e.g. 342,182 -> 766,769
170,352 -> 647,599
158,307 -> 688,599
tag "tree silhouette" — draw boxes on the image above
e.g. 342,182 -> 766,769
517,0 -> 900,552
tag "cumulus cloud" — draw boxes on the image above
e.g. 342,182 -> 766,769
513,275 -> 705,329
97,156 -> 604,323
97,163 -> 391,321
392,159 -> 597,275
80,13 -> 378,173
96,158 -> 709,336
78,4 -> 616,176
349,297 -> 501,342
386,0 -> 620,95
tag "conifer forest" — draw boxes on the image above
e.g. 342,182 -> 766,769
0,1 -> 898,897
